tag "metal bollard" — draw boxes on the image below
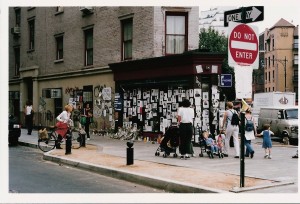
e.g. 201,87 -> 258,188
126,141 -> 134,165
65,133 -> 72,155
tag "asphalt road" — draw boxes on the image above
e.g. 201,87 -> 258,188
9,145 -> 166,193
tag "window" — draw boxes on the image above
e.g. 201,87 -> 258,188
28,19 -> 35,50
56,36 -> 63,60
272,55 -> 274,66
84,28 -> 93,66
294,54 -> 298,65
14,47 -> 20,76
272,38 -> 275,50
166,12 -> 187,54
273,70 -> 275,81
15,8 -> 21,27
56,7 -> 63,12
268,57 -> 270,68
121,18 -> 133,60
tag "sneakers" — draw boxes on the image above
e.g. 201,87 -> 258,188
223,154 -> 228,157
264,155 -> 269,159
292,155 -> 298,158
268,155 -> 272,159
87,138 -> 90,141
234,156 -> 239,158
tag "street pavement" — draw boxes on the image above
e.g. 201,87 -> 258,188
17,128 -> 298,194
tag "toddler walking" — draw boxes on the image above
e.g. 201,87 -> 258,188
256,124 -> 274,159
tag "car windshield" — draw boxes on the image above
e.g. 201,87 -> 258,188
285,109 -> 298,119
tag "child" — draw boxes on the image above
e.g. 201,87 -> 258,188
203,131 -> 219,154
215,130 -> 226,154
256,124 -> 274,159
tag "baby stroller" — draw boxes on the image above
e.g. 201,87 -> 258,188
199,131 -> 214,158
155,125 -> 180,158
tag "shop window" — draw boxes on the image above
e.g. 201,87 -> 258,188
84,28 -> 93,66
121,18 -> 133,60
28,19 -> 35,50
165,12 -> 187,54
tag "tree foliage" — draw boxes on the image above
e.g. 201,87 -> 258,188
198,27 -> 236,101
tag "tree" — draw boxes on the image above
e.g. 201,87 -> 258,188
198,27 -> 235,101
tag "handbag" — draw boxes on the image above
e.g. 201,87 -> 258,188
80,117 -> 86,125
245,131 -> 255,140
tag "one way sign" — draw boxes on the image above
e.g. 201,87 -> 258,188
224,6 -> 264,27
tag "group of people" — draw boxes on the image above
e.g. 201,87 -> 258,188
176,99 -> 278,160
25,101 -> 93,150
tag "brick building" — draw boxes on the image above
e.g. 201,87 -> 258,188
9,6 -> 226,138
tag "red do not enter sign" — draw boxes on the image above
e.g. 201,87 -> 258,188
229,23 -> 258,66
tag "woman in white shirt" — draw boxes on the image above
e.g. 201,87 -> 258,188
55,104 -> 73,149
177,99 -> 195,159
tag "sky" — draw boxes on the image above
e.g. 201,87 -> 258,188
1,0 -> 300,203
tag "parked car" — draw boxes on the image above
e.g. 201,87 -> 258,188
258,106 -> 298,144
9,115 -> 21,146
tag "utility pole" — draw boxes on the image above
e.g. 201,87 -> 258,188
276,57 -> 288,92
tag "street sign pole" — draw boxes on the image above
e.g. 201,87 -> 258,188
240,110 -> 245,187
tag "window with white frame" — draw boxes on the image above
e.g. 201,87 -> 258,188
165,12 -> 187,54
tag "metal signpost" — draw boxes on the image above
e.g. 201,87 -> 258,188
226,6 -> 263,188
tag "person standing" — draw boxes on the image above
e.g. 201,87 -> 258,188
244,108 -> 256,158
177,99 -> 194,160
82,103 -> 92,140
221,102 -> 240,158
256,124 -> 274,159
24,100 -> 34,135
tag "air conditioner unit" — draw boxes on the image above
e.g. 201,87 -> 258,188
51,89 -> 62,98
11,26 -> 20,35
79,7 -> 93,14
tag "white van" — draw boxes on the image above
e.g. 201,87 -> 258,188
258,106 -> 298,142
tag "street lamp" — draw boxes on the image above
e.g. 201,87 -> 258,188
275,56 -> 288,92
271,56 -> 288,92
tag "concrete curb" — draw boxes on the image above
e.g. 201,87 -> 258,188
43,151 -> 229,193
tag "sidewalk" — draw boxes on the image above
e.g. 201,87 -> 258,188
18,128 -> 298,193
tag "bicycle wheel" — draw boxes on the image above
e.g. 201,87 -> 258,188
38,132 -> 56,152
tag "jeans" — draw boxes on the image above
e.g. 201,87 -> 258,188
245,139 -> 254,156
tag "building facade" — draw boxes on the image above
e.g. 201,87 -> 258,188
262,18 -> 298,102
9,6 -> 227,139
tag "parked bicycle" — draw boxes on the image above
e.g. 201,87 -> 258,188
37,120 -> 86,152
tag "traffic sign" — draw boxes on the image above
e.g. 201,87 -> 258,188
224,6 -> 264,27
220,74 -> 232,87
228,22 -> 259,68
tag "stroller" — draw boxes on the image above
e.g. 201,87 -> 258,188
199,131 -> 213,158
155,125 -> 180,158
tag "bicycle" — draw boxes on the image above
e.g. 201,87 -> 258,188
38,120 -> 86,152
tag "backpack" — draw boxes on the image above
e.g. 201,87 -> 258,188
245,117 -> 254,132
230,110 -> 240,126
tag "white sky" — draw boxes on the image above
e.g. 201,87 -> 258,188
0,0 -> 299,203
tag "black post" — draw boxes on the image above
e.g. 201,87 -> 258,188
126,141 -> 134,165
284,56 -> 287,92
81,133 -> 86,147
65,132 -> 72,155
240,111 -> 245,187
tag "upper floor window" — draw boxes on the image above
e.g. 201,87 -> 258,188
84,28 -> 93,66
121,18 -> 133,60
165,12 -> 188,54
15,8 -> 21,27
28,19 -> 35,50
56,35 -> 63,60
14,47 -> 20,76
